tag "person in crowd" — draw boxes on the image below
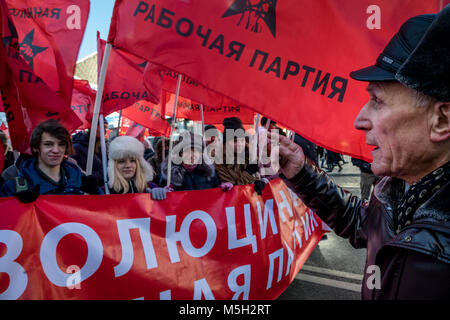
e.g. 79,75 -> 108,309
160,132 -> 221,191
107,135 -> 167,200
148,136 -> 169,184
70,118 -> 109,185
325,149 -> 343,172
0,119 -> 102,201
215,117 -> 268,194
1,153 -> 32,182
260,117 -> 286,136
272,7 -> 450,299
143,138 -> 154,161
293,133 -> 318,166
204,124 -> 221,158
0,131 -> 14,174
351,157 -> 380,201
316,146 -> 326,168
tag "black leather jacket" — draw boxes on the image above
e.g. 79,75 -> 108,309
282,161 -> 450,300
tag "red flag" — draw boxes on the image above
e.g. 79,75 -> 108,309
1,0 -> 89,152
121,99 -> 170,137
143,61 -> 247,110
109,0 -> 442,162
163,91 -> 254,124
97,35 -> 157,117
71,79 -> 96,130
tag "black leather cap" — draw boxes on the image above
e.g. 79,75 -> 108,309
350,14 -> 436,81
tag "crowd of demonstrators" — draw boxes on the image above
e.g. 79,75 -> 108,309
0,120 -> 103,201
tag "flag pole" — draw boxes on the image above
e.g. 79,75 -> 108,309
254,113 -> 260,165
99,113 -> 110,194
86,42 -> 111,175
200,103 -> 205,137
166,74 -> 182,187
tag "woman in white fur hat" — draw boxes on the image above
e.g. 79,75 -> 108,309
108,135 -> 168,199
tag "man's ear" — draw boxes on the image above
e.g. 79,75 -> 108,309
430,102 -> 450,143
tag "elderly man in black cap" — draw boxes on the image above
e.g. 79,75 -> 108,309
272,6 -> 450,299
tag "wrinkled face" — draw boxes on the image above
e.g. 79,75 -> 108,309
116,157 -> 137,180
34,132 -> 66,168
354,82 -> 431,180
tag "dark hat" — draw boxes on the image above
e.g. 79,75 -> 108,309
222,117 -> 244,131
350,5 -> 450,101
261,117 -> 277,126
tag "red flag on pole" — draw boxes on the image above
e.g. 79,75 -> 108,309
121,99 -> 170,137
108,0 -> 442,161
0,0 -> 89,152
71,79 -> 96,130
97,35 -> 157,117
163,91 -> 254,124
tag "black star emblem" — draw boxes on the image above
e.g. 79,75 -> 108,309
2,18 -> 47,70
222,0 -> 277,38
18,29 -> 47,70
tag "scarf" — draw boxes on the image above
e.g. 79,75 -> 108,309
395,160 -> 450,234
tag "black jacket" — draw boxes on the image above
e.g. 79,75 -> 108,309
282,160 -> 450,300
71,131 -> 104,185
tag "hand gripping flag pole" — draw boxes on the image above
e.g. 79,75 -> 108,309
166,74 -> 182,187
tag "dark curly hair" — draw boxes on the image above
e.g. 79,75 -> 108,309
30,119 -> 73,157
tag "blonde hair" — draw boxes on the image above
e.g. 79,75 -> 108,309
111,157 -> 148,193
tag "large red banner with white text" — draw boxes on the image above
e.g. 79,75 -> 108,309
108,0 -> 442,162
0,179 -> 327,300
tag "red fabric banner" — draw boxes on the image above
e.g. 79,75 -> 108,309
109,0 -> 442,162
122,99 -> 170,137
71,79 -> 96,130
0,179 -> 327,300
144,62 -> 246,111
0,0 -> 89,152
163,91 -> 255,124
98,35 -> 156,117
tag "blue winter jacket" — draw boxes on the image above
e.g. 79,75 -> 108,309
0,158 -> 86,197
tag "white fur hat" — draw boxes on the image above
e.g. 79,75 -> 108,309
107,135 -> 154,187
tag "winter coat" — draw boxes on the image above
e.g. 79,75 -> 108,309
109,180 -> 157,194
71,131 -> 104,185
215,163 -> 257,186
160,160 -> 220,191
0,158 -> 86,196
281,160 -> 450,299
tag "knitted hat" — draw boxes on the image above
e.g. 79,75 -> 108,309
107,135 -> 154,187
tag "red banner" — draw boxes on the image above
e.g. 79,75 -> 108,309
0,0 -> 89,152
0,179 -> 326,300
122,99 -> 170,137
98,35 -> 156,117
164,92 -> 255,124
109,0 -> 442,162
71,79 -> 96,130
